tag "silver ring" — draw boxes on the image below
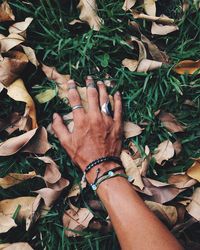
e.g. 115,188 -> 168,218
101,101 -> 113,116
72,104 -> 83,111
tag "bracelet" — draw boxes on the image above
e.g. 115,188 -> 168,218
91,172 -> 128,191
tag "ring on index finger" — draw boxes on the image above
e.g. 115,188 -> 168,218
101,100 -> 113,116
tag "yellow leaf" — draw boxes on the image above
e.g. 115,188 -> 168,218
35,89 -> 57,103
187,160 -> 200,182
77,0 -> 102,31
0,1 -> 15,22
6,79 -> 38,129
173,60 -> 200,75
0,171 -> 36,189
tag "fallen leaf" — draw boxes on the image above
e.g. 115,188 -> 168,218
144,0 -> 156,16
159,111 -> 185,133
35,89 -> 57,103
0,1 -> 15,22
68,180 -> 87,198
187,159 -> 200,182
173,140 -> 182,155
137,58 -> 162,72
124,121 -> 143,138
168,173 -> 197,188
140,145 -> 151,176
132,11 -> 175,24
0,127 -> 51,156
122,58 -> 138,71
122,0 -> 136,11
173,60 -> 200,75
153,140 -> 174,165
186,188 -> 200,221
0,33 -> 25,53
0,51 -> 29,87
3,242 -> 33,250
63,206 -> 94,237
145,200 -> 178,226
151,21 -> 179,35
9,17 -> 33,37
0,171 -> 36,189
0,214 -> 17,233
21,45 -> 39,67
77,0 -> 102,31
130,36 -> 147,61
120,150 -> 144,189
6,78 -> 37,128
0,244 -> 11,249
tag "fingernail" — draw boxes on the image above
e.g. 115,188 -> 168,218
116,91 -> 120,96
53,113 -> 58,120
97,81 -> 104,85
87,76 -> 93,80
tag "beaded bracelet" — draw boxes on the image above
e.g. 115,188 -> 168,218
91,172 -> 128,192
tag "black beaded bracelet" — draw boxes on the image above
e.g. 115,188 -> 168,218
84,156 -> 122,174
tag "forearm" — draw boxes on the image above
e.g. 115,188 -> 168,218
93,168 -> 183,250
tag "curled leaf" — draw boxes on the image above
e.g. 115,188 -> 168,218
0,1 -> 15,22
159,111 -> 185,133
0,127 -> 51,156
151,22 -> 179,35
21,45 -> 39,67
122,0 -> 136,11
6,78 -> 37,129
173,60 -> 200,75
153,140 -> 174,165
0,33 -> 25,53
77,0 -> 102,31
137,59 -> 162,72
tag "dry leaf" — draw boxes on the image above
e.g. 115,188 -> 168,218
153,140 -> 174,165
9,17 -> 33,37
3,243 -> 33,250
187,159 -> 200,182
130,36 -> 147,61
0,1 -> 15,22
173,60 -> 200,75
0,244 -> 11,249
21,45 -> 39,67
122,0 -> 136,11
6,78 -> 37,129
63,206 -> 94,237
35,89 -> 57,103
122,58 -> 138,71
120,150 -> 144,189
0,51 -> 29,87
0,33 -> 25,53
68,180 -> 87,198
0,214 -> 17,233
151,22 -> 179,35
168,173 -> 197,189
159,111 -> 185,133
140,145 -> 151,176
145,200 -> 178,226
144,0 -> 156,16
0,127 -> 51,156
124,121 -> 143,138
132,11 -> 175,25
173,140 -> 182,155
137,59 -> 162,72
77,0 -> 102,31
186,188 -> 200,221
0,171 -> 36,189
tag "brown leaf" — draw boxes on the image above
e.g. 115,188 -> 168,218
144,0 -> 156,16
187,159 -> 200,182
0,51 -> 29,87
9,17 -> 33,37
0,1 -> 15,22
6,78 -> 38,129
124,121 -> 143,138
122,58 -> 138,71
0,127 -> 51,156
130,36 -> 147,61
132,11 -> 175,25
68,180 -> 87,198
137,58 -> 162,72
140,145 -> 151,176
0,171 -> 36,189
153,140 -> 174,165
120,150 -> 144,189
173,60 -> 200,75
173,140 -> 182,155
151,21 -> 179,35
168,173 -> 197,188
2,242 -> 33,250
0,214 -> 17,233
0,33 -> 25,53
63,206 -> 94,237
159,111 -> 185,133
186,188 -> 200,221
122,0 -> 136,11
21,45 -> 39,67
77,0 -> 102,31
145,200 -> 178,226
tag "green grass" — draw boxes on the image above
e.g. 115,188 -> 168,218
0,0 -> 200,249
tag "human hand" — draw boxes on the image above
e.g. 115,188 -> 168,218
52,77 -> 122,183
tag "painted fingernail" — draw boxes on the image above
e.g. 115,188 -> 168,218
53,113 -> 58,120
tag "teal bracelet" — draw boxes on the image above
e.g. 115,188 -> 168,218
90,171 -> 128,192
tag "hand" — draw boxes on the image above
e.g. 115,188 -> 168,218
52,77 -> 123,183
